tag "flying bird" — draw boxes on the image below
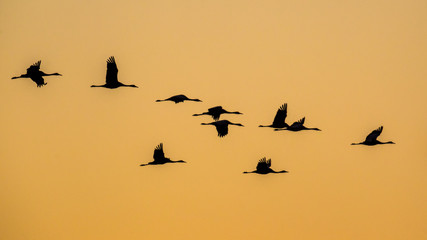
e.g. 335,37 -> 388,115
156,94 -> 202,103
351,126 -> 395,146
193,106 -> 242,120
140,143 -> 185,166
91,56 -> 138,89
201,120 -> 244,137
274,117 -> 320,132
11,60 -> 61,87
243,157 -> 288,174
259,103 -> 289,128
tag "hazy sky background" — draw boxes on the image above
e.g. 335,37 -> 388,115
1,0 -> 426,239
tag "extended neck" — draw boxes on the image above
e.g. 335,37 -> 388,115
121,84 -> 138,88
43,73 -> 61,76
171,160 -> 186,163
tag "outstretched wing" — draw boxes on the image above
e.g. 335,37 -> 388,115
291,117 -> 305,127
153,143 -> 165,161
272,103 -> 287,125
106,56 -> 118,84
256,157 -> 269,171
27,60 -> 41,74
365,126 -> 383,142
215,123 -> 229,137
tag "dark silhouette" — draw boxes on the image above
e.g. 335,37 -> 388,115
156,94 -> 202,103
193,106 -> 242,120
201,120 -> 244,137
274,117 -> 320,132
259,103 -> 289,128
243,157 -> 288,174
12,60 -> 61,87
140,143 -> 185,166
351,126 -> 395,146
91,56 -> 138,89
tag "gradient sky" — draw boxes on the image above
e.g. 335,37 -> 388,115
1,0 -> 426,239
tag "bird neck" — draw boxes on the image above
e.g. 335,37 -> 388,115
171,160 -> 185,163
44,73 -> 60,76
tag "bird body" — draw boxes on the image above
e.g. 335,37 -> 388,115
259,103 -> 289,128
12,60 -> 61,87
243,157 -> 288,174
193,106 -> 242,120
91,56 -> 138,89
201,120 -> 244,137
351,126 -> 395,146
275,117 -> 320,132
140,143 -> 185,166
156,94 -> 202,103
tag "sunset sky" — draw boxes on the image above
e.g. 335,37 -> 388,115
1,0 -> 426,239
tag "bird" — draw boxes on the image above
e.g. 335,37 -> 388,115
193,106 -> 242,121
140,143 -> 185,166
91,56 -> 138,89
201,120 -> 244,137
351,126 -> 395,146
274,117 -> 320,132
243,157 -> 288,174
11,60 -> 61,87
259,103 -> 289,128
156,94 -> 202,104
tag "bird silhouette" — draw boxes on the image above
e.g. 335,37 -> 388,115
91,56 -> 138,89
201,120 -> 244,137
193,106 -> 242,121
259,103 -> 289,128
351,126 -> 395,146
12,60 -> 61,87
140,143 -> 185,166
156,94 -> 202,103
274,117 -> 320,132
243,157 -> 288,174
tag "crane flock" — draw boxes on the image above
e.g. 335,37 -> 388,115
11,56 -> 396,175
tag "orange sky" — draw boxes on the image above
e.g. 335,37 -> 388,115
1,0 -> 426,239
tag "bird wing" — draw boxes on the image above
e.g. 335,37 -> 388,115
215,122 -> 229,137
256,157 -> 269,171
209,106 -> 223,120
291,117 -> 305,127
153,143 -> 165,161
106,56 -> 118,84
272,103 -> 287,125
208,106 -> 222,112
365,126 -> 383,142
30,75 -> 46,87
27,60 -> 41,74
